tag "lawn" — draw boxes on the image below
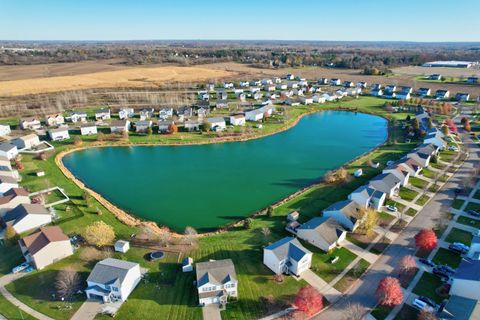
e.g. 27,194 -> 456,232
346,232 -> 377,250
0,245 -> 24,276
398,187 -> 419,202
457,215 -> 480,229
0,294 -> 37,320
369,237 -> 391,255
332,259 -> 370,293
409,177 -> 429,189
378,211 -> 395,228
445,227 -> 473,245
404,208 -> 417,217
415,194 -> 430,206
386,200 -> 406,212
421,168 -> 436,179
451,198 -> 465,210
465,202 -> 480,213
432,248 -> 462,269
394,305 -> 419,320
474,191 -> 480,200
430,162 -> 447,171
370,305 -> 393,320
412,272 -> 446,304
309,246 -> 357,283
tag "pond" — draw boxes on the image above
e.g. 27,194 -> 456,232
63,111 -> 388,232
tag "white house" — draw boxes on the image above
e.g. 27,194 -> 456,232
297,217 -> 346,252
110,120 -> 130,133
85,258 -> 141,303
0,188 -> 31,217
406,150 -> 431,168
135,120 -> 152,133
229,114 -> 246,126
300,96 -> 314,105
69,112 -> 87,123
158,120 -> 174,133
184,120 -> 200,132
245,109 -> 264,122
0,143 -> 18,160
330,79 -> 342,86
159,108 -> 174,120
263,237 -> 312,276
196,259 -> 237,306
450,259 -> 480,301
19,226 -> 73,270
207,117 -> 226,131
114,240 -> 130,253
118,108 -> 134,120
313,95 -> 326,103
11,134 -> 40,150
48,127 -> 70,141
435,90 -> 450,100
368,173 -> 401,198
45,114 -> 65,127
95,109 -> 111,121
276,83 -> 288,90
139,108 -> 155,120
0,125 -> 11,137
348,185 -> 386,211
287,211 -> 299,221
382,165 -> 410,187
80,123 -> 97,136
0,176 -> 19,195
322,200 -> 363,232
1,204 -> 51,234
423,131 -> 447,150
417,88 -> 431,97
396,92 -> 411,100
20,117 -> 41,130
398,159 -> 422,177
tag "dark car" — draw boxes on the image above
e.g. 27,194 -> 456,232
418,296 -> 437,308
437,265 -> 456,274
449,243 -> 468,254
467,209 -> 480,217
433,267 -> 450,279
419,258 -> 436,268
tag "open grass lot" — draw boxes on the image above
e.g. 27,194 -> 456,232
346,232 -> 377,250
398,187 -> 418,202
421,168 -> 435,179
378,211 -> 395,227
457,215 -> 480,229
430,162 -> 447,171
415,194 -> 430,206
409,177 -> 429,189
432,248 -> 462,269
332,259 -> 370,293
445,227 -> 473,245
412,272 -> 446,304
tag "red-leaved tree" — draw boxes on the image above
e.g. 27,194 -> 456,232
293,285 -> 324,316
376,277 -> 403,306
414,229 -> 438,252
398,255 -> 417,274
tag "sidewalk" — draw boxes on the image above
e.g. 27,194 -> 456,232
343,240 -> 378,264
300,270 -> 342,304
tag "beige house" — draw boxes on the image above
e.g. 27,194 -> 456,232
0,188 -> 30,217
19,226 -> 73,270
45,114 -> 65,127
11,134 -> 40,150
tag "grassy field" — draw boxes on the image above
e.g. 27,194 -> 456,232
333,259 -> 370,293
409,177 -> 428,189
451,198 -> 465,210
399,187 -> 418,202
457,215 -> 480,229
432,248 -> 462,269
0,293 -> 37,320
412,272 -> 445,304
445,227 -> 473,245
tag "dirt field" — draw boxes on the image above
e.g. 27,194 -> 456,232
392,65 -> 480,78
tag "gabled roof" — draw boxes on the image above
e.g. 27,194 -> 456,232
369,173 -> 401,192
3,204 -> 49,224
0,143 -> 16,152
19,226 -> 69,255
110,120 -> 129,127
323,200 -> 360,223
0,188 -> 29,205
298,216 -> 345,246
87,258 -> 138,287
196,259 -> 237,288
207,117 -> 226,123
264,237 -> 311,263
440,295 -> 480,320
0,175 -> 18,184
454,259 -> 480,281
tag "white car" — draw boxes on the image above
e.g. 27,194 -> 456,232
386,205 -> 398,212
12,262 -> 30,274
448,146 -> 459,152
412,299 -> 434,312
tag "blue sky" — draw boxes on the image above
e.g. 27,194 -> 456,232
1,0 -> 479,41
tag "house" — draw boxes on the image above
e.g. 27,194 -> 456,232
417,88 -> 431,97
423,131 -> 447,149
318,78 -> 328,85
406,150 -> 431,168
383,91 -> 396,99
114,240 -> 130,253
371,84 -> 382,90
20,117 -> 41,130
80,123 -> 97,136
69,112 -> 88,123
250,87 -> 261,94
285,74 -> 295,80
467,235 -> 480,260
368,173 -> 401,198
198,92 -> 210,101
237,93 -> 246,101
343,81 -> 354,88
273,77 -> 282,84
207,83 -> 216,91
1,204 -> 51,234
11,134 -> 40,150
467,76 -> 479,84
0,188 -> 30,217
382,164 -> 410,187
0,125 -> 11,137
196,106 -> 210,118
428,74 -> 442,81
263,237 -> 312,276
300,96 -> 314,105
263,84 -> 276,92
396,90 -> 411,100
385,85 -> 397,93
245,109 -> 264,122
239,81 -> 249,88
229,114 -> 246,126
435,90 -> 450,100
110,120 -> 130,133
135,120 -> 152,133
159,108 -> 174,120
0,163 -> 20,181
253,92 -> 263,100
450,259 -> 480,300
45,114 -> 65,127
95,109 -> 111,121
357,81 -> 368,88
118,108 -> 134,120
414,110 -> 431,130
313,95 -> 326,104
48,127 -> 70,141
85,258 -> 142,303
250,80 -> 261,87
437,295 -> 480,320
0,176 -> 19,195
19,226 -> 73,270
321,93 -> 337,102
285,98 -> 301,106
323,200 -> 362,231
0,143 -> 18,160
223,82 -> 234,89
184,120 -> 200,132
297,217 -> 346,252
207,117 -> 226,131
215,99 -> 229,109
400,86 -> 413,94
371,89 -> 384,97
330,79 -> 341,86
298,80 -> 308,87
182,257 -> 193,272
158,120 -> 174,133
287,211 -> 299,221
276,83 -> 288,90
177,107 -> 193,121
398,159 -> 422,177
348,185 -> 386,211
217,90 -> 228,100
196,259 -> 238,306
139,108 -> 155,120
456,93 -> 470,101
418,141 -> 441,156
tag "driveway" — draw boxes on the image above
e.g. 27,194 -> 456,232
202,304 -> 222,320
70,299 -> 103,320
314,111 -> 478,319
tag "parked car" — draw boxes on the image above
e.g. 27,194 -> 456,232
437,265 -> 456,275
448,243 -> 469,254
448,146 -> 459,152
418,296 -> 438,309
386,205 -> 397,212
452,242 -> 470,251
433,267 -> 451,279
12,262 -> 30,274
419,258 -> 436,268
467,209 -> 480,217
412,299 -> 434,312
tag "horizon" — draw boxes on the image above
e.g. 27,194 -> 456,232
1,0 -> 479,42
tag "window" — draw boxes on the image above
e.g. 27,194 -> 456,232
112,287 -> 119,292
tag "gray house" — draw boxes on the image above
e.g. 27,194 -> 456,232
297,216 -> 346,252
322,200 -> 362,231
196,259 -> 238,306
368,173 -> 401,198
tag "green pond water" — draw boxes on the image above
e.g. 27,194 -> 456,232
63,111 -> 387,232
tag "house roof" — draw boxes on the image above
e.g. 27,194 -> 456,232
264,237 -> 311,263
95,108 -> 110,114
3,204 -> 50,224
298,216 -> 345,246
0,175 -> 18,184
135,120 -> 152,127
19,226 -> 69,256
80,122 -> 96,128
87,258 -> 139,287
440,295 -> 480,320
369,173 -> 401,192
207,117 -> 225,124
196,259 -> 237,288
16,134 -> 38,142
21,117 -> 39,122
323,200 -> 360,223
0,143 -> 16,152
0,188 -> 29,205
49,127 -> 69,134
110,120 -> 128,127
454,259 -> 480,281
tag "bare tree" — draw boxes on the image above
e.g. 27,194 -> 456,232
184,226 -> 198,245
342,303 -> 366,320
261,227 -> 271,241
158,231 -> 171,247
55,267 -> 81,301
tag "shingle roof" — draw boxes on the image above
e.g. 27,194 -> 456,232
3,204 -> 49,224
87,258 -> 138,286
19,226 -> 69,255
369,173 -> 401,193
196,259 -> 237,288
299,216 -> 345,246
0,188 -> 29,205
324,200 -> 360,223
454,259 -> 480,281
264,237 -> 311,263
0,143 -> 16,152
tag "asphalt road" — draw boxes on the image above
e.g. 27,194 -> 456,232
315,108 -> 478,319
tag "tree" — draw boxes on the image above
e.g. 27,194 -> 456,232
73,136 -> 83,147
293,285 -> 324,316
261,227 -> 271,240
97,132 -> 105,142
266,206 -> 273,217
83,221 -> 115,247
376,277 -> 403,307
147,127 -> 153,136
398,255 -> 417,274
418,309 -> 439,320
357,208 -> 378,237
244,218 -> 253,229
14,160 -> 24,170
4,226 -> 19,245
342,303 -> 366,320
414,229 -> 437,252
184,226 -> 197,245
55,267 -> 81,301
158,231 -> 171,247
201,122 -> 210,132
38,152 -> 48,161
441,125 -> 449,136
168,123 -> 178,134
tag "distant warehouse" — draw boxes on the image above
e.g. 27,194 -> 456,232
422,60 -> 478,68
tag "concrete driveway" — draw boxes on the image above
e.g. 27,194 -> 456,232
70,299 -> 103,320
202,304 -> 222,320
